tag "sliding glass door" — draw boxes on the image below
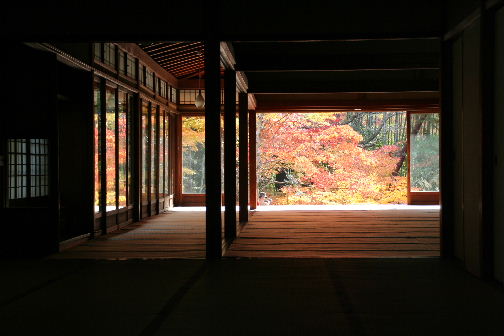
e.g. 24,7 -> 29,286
140,99 -> 172,217
93,77 -> 134,231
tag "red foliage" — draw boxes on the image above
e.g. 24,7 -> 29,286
258,113 -> 407,204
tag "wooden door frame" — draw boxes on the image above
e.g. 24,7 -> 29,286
175,113 -> 206,206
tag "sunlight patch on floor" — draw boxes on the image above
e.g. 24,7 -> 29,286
168,206 -> 206,212
255,204 -> 440,211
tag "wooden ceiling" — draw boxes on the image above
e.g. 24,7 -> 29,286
137,38 -> 441,112
230,38 -> 441,111
138,41 -> 205,79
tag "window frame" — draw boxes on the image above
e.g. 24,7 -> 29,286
170,86 -> 177,103
6,138 -> 49,208
126,54 -> 137,79
103,42 -> 117,69
407,110 -> 440,205
94,76 -> 134,220
176,113 -> 206,206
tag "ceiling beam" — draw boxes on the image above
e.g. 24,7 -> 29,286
248,81 -> 439,94
220,41 -> 236,70
255,100 -> 439,111
236,52 -> 440,72
232,39 -> 439,72
246,69 -> 439,93
235,53 -> 439,72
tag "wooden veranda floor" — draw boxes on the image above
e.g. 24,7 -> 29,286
51,209 -> 206,260
225,206 -> 440,258
52,206 -> 439,260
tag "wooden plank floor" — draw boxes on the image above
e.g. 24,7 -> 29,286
52,207 -> 439,260
51,210 -> 206,260
225,208 -> 440,258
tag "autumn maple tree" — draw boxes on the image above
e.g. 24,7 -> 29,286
257,112 -> 408,204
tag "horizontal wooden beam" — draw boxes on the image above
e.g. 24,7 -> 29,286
235,54 -> 439,72
238,67 -> 440,72
246,69 -> 439,93
255,100 -> 439,111
256,106 -> 439,113
248,81 -> 439,94
220,41 -> 236,70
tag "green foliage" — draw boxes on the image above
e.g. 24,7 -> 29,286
410,114 -> 440,191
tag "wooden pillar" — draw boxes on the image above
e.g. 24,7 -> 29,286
132,94 -> 141,222
239,92 -> 249,223
49,59 -> 60,251
480,4 -> 495,279
84,72 -> 96,239
99,79 -> 107,235
224,70 -> 237,241
205,39 -> 222,259
440,39 -> 455,259
249,108 -> 257,210
173,115 -> 180,206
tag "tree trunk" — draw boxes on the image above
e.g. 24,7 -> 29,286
360,113 -> 393,148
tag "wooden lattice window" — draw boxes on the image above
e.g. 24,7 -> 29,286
7,138 -> 49,201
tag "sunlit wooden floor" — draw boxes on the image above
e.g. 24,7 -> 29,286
225,206 -> 440,258
52,206 -> 439,260
51,209 -> 206,260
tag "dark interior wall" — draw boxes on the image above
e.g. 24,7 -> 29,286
447,0 -> 504,282
0,1 -> 441,40
493,6 -> 504,284
1,45 -> 95,254
461,21 -> 483,276
451,19 -> 483,276
0,1 -> 205,40
445,0 -> 481,31
220,0 -> 442,39
56,62 -> 94,242
0,44 -> 59,256
3,45 -> 56,138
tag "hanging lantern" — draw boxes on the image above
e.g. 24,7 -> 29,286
195,89 -> 205,108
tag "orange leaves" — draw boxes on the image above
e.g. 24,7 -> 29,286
258,112 -> 407,204
182,116 -> 205,149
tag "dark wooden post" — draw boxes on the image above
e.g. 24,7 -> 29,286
154,105 -> 160,215
249,109 -> 257,210
205,39 -> 222,259
146,103 -> 152,218
173,115 -> 182,206
440,39 -> 454,259
49,58 -> 60,251
224,70 -> 237,241
132,94 -> 141,223
480,4 -> 495,279
239,93 -> 249,223
99,79 -> 107,235
85,72 -> 95,239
